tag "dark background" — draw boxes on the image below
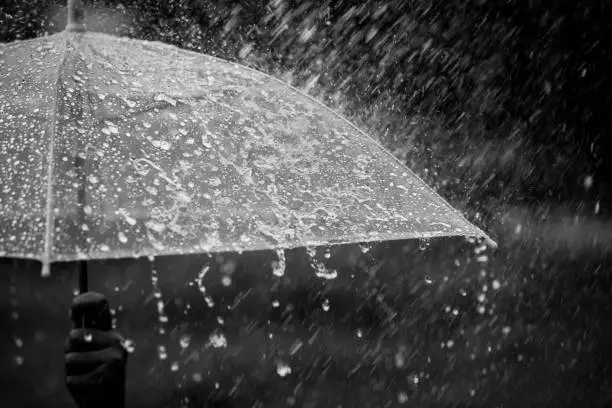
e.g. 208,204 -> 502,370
1,1 -> 612,407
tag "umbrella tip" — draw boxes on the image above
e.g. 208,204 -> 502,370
65,0 -> 87,32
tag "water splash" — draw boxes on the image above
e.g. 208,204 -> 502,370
208,330 -> 228,348
272,248 -> 286,277
276,361 -> 292,377
9,274 -> 23,365
149,256 -> 170,364
196,265 -> 215,307
306,247 -> 338,280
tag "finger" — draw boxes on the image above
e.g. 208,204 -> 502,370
65,329 -> 125,354
71,292 -> 108,310
70,292 -> 112,331
65,347 -> 126,377
66,359 -> 125,390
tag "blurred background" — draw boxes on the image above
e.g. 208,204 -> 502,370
1,0 -> 611,407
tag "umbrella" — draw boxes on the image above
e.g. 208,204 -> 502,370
0,0 -> 495,290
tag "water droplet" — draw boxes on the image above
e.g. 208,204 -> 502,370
584,175 -> 594,189
179,335 -> 191,348
356,329 -> 363,338
492,280 -> 501,290
276,361 -> 292,377
289,341 -> 303,355
84,333 -> 93,342
15,356 -> 24,366
192,372 -> 203,382
359,244 -> 371,254
272,249 -> 286,277
476,255 -> 488,263
208,331 -> 227,348
14,337 -> 23,348
99,244 -> 110,252
398,391 -> 409,403
424,275 -> 433,284
272,299 -> 280,308
170,361 -> 180,371
157,345 -> 168,360
118,232 -> 128,243
446,339 -> 455,348
323,247 -> 331,259
221,276 -> 232,287
123,339 -> 136,353
321,299 -> 330,311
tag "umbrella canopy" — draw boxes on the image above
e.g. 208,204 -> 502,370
0,1 -> 495,274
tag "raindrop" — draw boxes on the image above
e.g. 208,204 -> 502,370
276,361 -> 292,377
359,243 -> 371,253
289,341 -> 303,355
84,333 -> 93,343
272,300 -> 280,308
208,330 -> 228,348
584,175 -> 594,189
323,247 -> 331,259
192,372 -> 203,382
476,255 -> 489,263
196,265 -> 209,295
398,392 -> 409,403
170,362 -> 180,372
15,356 -> 24,366
356,329 -> 363,338
221,276 -> 232,287
123,339 -> 136,353
118,232 -> 128,244
14,337 -> 23,348
446,339 -> 455,348
157,345 -> 168,360
179,335 -> 191,348
424,275 -> 433,284
492,280 -> 501,290
321,298 -> 330,311
217,316 -> 225,325
306,247 -> 338,280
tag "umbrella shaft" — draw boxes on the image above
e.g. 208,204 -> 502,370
78,261 -> 88,293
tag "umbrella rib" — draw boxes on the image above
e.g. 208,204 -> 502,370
42,35 -> 69,274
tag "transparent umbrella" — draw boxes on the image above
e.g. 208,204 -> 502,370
0,0 -> 495,290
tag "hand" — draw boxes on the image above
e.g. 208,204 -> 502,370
65,292 -> 127,408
